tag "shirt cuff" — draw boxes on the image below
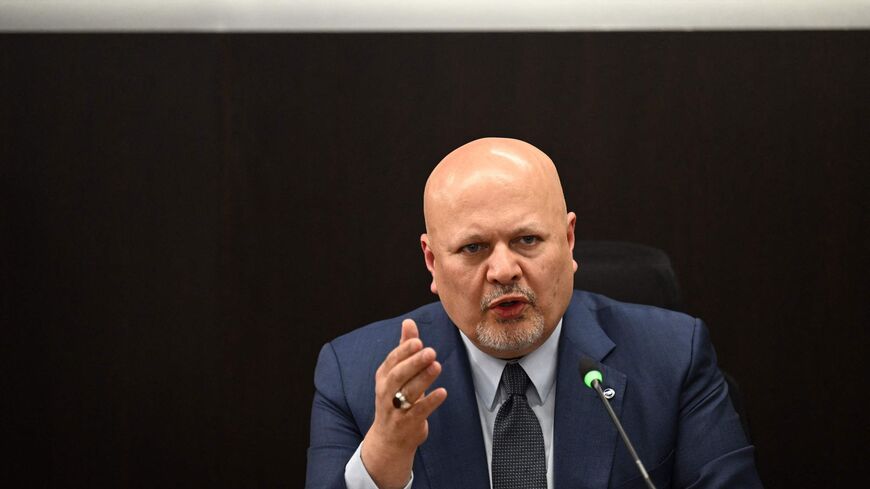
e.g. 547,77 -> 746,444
345,441 -> 414,489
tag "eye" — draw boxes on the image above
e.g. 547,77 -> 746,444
461,243 -> 484,254
517,235 -> 539,246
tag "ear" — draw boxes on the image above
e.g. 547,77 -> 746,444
420,233 -> 439,294
566,212 -> 578,272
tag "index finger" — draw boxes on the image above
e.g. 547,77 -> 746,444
400,318 -> 419,344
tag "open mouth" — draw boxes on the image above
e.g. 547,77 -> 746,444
490,297 -> 528,319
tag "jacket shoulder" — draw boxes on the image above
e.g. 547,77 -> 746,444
572,289 -> 698,336
568,289 -> 702,382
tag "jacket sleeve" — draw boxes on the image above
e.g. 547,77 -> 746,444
306,342 -> 363,489
673,319 -> 764,489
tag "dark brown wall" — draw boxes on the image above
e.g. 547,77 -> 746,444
2,32 -> 867,488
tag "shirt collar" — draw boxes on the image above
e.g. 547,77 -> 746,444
459,319 -> 562,410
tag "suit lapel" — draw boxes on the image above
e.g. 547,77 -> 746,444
417,307 -> 490,489
554,295 -> 627,489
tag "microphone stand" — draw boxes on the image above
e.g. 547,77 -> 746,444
590,378 -> 656,489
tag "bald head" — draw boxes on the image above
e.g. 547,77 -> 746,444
419,137 -> 577,358
423,137 -> 567,236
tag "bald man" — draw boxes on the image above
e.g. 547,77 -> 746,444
306,138 -> 762,489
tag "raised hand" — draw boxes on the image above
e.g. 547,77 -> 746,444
361,319 -> 448,489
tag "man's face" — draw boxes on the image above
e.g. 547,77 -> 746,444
422,162 -> 576,359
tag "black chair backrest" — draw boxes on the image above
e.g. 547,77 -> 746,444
574,241 -> 683,311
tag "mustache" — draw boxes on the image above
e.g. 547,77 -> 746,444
480,284 -> 538,312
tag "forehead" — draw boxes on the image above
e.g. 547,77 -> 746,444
428,174 -> 559,240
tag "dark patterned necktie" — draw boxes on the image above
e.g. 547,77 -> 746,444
492,362 -> 547,489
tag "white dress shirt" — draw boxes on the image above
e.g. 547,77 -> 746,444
345,320 -> 563,489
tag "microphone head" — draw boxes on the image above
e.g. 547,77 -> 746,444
578,357 -> 603,389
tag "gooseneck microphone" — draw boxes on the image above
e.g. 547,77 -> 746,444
579,357 -> 656,489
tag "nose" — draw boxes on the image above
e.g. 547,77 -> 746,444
485,243 -> 522,285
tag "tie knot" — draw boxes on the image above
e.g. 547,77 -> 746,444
501,362 -> 531,396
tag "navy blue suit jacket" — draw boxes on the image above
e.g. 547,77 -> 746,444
307,291 -> 762,488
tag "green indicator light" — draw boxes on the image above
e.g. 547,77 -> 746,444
584,370 -> 603,389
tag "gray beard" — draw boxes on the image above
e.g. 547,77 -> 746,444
474,309 -> 545,353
